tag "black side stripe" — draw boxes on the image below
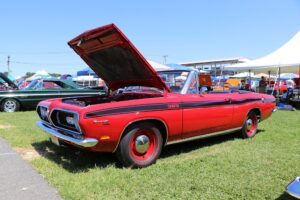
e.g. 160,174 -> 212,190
86,104 -> 169,118
231,98 -> 261,104
180,100 -> 229,109
85,98 -> 267,118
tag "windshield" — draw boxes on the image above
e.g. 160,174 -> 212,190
117,70 -> 191,94
122,86 -> 162,93
24,79 -> 65,90
23,79 -> 42,90
158,70 -> 190,93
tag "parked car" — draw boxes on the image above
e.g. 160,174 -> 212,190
36,24 -> 276,168
286,177 -> 300,199
0,78 -> 105,112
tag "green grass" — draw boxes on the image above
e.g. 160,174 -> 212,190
0,111 -> 299,199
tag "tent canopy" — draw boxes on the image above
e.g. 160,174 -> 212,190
224,31 -> 300,73
230,72 -> 255,78
254,73 -> 276,79
279,73 -> 299,80
147,60 -> 171,71
77,67 -> 97,76
27,70 -> 52,81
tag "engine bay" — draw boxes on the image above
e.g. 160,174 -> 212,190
62,92 -> 163,107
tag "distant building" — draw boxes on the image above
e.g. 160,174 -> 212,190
180,57 -> 250,76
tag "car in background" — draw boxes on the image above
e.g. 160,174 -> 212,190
36,24 -> 276,168
0,78 -> 105,112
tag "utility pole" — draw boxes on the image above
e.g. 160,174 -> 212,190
7,56 -> 10,73
163,55 -> 168,64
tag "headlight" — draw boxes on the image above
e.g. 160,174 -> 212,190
40,106 -> 49,121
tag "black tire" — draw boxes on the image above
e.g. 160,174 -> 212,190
241,111 -> 258,138
1,98 -> 20,112
116,122 -> 163,168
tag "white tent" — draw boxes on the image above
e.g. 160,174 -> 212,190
280,73 -> 299,79
147,60 -> 171,71
27,70 -> 52,81
254,73 -> 276,79
230,72 -> 255,78
224,31 -> 300,73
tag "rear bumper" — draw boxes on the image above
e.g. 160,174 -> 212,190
36,121 -> 98,148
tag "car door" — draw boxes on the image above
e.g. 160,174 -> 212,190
180,73 -> 234,139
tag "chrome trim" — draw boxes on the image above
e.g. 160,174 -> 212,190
135,135 -> 150,154
3,99 -> 18,112
166,127 -> 242,145
181,70 -> 197,94
36,121 -> 98,148
112,118 -> 169,153
246,119 -> 253,130
36,105 -> 50,123
49,108 -> 82,135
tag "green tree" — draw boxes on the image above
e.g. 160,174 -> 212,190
25,72 -> 35,78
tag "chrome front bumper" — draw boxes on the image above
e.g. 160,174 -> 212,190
36,121 -> 98,148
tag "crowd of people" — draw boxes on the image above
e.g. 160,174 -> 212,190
238,76 -> 296,94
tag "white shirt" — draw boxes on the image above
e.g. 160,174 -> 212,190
286,79 -> 295,89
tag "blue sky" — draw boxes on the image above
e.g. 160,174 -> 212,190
0,0 -> 300,76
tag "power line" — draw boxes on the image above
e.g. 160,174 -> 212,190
0,51 -> 72,55
10,60 -> 83,66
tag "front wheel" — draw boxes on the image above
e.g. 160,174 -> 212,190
241,111 -> 258,138
1,98 -> 20,112
116,122 -> 163,168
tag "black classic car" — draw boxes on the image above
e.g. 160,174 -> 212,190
0,77 -> 105,112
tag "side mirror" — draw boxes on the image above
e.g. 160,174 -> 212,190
200,86 -> 208,96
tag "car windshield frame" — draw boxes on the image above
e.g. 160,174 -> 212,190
117,70 -> 195,94
158,70 -> 192,94
23,79 -> 44,90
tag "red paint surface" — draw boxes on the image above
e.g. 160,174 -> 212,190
39,91 -> 275,152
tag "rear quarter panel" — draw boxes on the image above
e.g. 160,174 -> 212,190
231,92 -> 275,128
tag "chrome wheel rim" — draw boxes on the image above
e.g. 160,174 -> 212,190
134,135 -> 150,154
4,100 -> 16,112
246,119 -> 253,130
246,114 -> 258,137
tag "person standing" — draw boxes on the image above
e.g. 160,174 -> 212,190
286,79 -> 296,89
258,76 -> 267,93
239,80 -> 247,90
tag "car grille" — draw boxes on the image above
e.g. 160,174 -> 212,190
50,109 -> 82,134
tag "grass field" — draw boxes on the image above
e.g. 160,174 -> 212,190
0,110 -> 299,199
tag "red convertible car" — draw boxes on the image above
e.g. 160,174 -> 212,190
36,24 -> 276,167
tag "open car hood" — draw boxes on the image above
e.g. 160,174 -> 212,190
68,24 -> 170,92
0,72 -> 18,89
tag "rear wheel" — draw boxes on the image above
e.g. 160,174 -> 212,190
1,98 -> 20,112
116,122 -> 163,168
241,111 -> 258,138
